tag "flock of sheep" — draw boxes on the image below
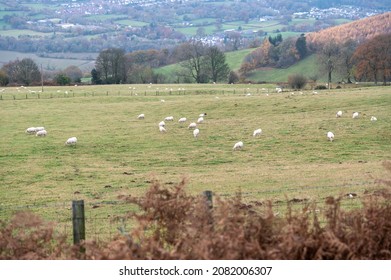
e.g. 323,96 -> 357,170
25,126 -> 77,145
327,111 -> 378,142
137,112 -> 262,151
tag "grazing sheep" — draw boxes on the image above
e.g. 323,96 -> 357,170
65,137 -> 77,145
352,112 -> 359,119
233,141 -> 244,150
137,114 -> 145,119
159,121 -> 165,127
178,117 -> 187,123
197,117 -> 204,123
164,116 -> 174,121
371,116 -> 377,121
336,111 -> 343,118
327,131 -> 335,142
36,130 -> 47,137
26,127 -> 37,134
199,113 -> 207,117
253,128 -> 262,137
188,122 -> 197,129
193,128 -> 200,138
159,126 -> 166,133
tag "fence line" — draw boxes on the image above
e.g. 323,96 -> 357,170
0,88 -> 272,101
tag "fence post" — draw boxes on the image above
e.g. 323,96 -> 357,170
203,190 -> 213,209
72,200 -> 85,245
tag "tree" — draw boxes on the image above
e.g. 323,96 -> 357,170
0,70 -> 9,86
337,40 -> 356,83
317,42 -> 341,87
1,58 -> 41,85
205,46 -> 230,83
352,34 -> 391,85
295,34 -> 307,59
95,48 -> 126,84
179,41 -> 208,83
63,65 -> 83,83
91,68 -> 102,84
54,73 -> 71,86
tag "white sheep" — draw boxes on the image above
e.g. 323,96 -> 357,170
253,128 -> 262,137
159,121 -> 165,127
26,127 -> 37,134
233,141 -> 244,150
188,122 -> 197,129
193,128 -> 200,138
197,117 -> 204,123
199,113 -> 207,117
164,116 -> 174,121
36,129 -> 47,137
371,116 -> 377,121
352,112 -> 359,119
159,126 -> 166,133
336,111 -> 343,118
327,131 -> 335,142
178,117 -> 187,123
65,137 -> 77,145
137,114 -> 145,119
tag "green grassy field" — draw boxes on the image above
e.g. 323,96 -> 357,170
1,84 -> 390,240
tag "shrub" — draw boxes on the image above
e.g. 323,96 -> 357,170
314,85 -> 327,90
288,74 -> 307,90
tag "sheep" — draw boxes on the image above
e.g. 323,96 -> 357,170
253,128 -> 262,137
26,127 -> 45,134
193,128 -> 200,138
178,117 -> 187,123
327,131 -> 335,142
26,127 -> 37,134
371,116 -> 377,121
164,116 -> 174,121
137,114 -> 145,119
159,126 -> 166,133
352,112 -> 359,119
65,137 -> 77,145
36,129 -> 47,137
159,121 -> 165,127
199,113 -> 207,117
233,141 -> 244,150
336,111 -> 343,118
188,122 -> 197,129
197,117 -> 204,123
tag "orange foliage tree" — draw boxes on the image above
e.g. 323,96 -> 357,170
352,34 -> 391,85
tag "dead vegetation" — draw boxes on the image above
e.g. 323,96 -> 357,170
1,163 -> 391,260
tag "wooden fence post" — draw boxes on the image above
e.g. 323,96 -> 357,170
72,200 -> 85,245
203,190 -> 213,209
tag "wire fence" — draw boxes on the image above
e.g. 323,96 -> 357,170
0,183 -> 371,243
0,87 -> 273,101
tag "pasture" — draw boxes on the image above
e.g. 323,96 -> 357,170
0,84 -> 390,240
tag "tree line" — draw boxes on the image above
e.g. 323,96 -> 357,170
0,34 -> 390,86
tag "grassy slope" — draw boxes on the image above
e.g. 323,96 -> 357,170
0,84 -> 390,237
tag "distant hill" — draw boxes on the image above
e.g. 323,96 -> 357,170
306,12 -> 391,48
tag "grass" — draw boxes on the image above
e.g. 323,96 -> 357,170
0,84 -> 390,239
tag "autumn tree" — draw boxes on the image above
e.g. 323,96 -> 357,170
352,34 -> 391,85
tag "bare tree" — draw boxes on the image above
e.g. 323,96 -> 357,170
1,58 -> 40,85
95,48 -> 126,84
317,42 -> 341,88
179,41 -> 208,83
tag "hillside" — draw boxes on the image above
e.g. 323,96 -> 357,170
306,12 -> 391,47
